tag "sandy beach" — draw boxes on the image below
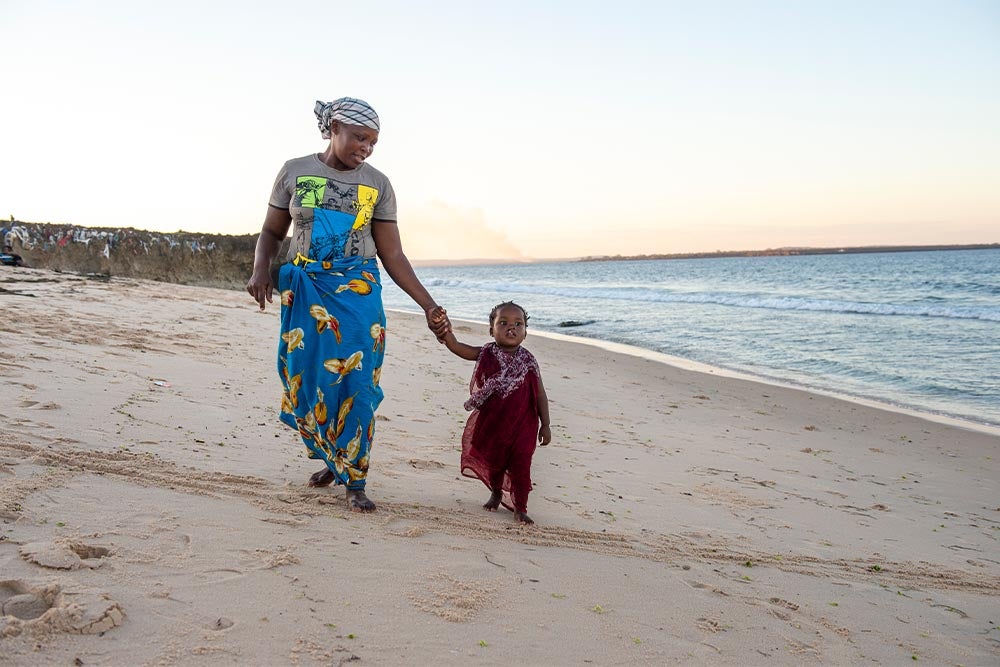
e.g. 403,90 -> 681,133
1,267 -> 998,665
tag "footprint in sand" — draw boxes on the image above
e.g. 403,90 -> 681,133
20,540 -> 112,570
408,459 -> 445,470
768,597 -> 800,611
208,617 -> 234,631
1,581 -> 51,621
385,518 -> 427,538
0,579 -> 124,637
407,573 -> 499,623
685,580 -> 729,596
696,617 -> 725,633
238,548 -> 300,570
17,400 -> 60,410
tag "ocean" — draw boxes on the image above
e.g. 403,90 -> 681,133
381,248 -> 1000,428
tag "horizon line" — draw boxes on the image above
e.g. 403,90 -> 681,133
5,219 -> 997,265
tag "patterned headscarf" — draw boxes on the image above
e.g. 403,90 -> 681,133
314,97 -> 380,139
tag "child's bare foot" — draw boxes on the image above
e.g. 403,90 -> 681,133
514,512 -> 534,525
483,489 -> 502,511
346,488 -> 376,512
308,467 -> 335,487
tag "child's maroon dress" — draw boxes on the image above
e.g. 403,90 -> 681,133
461,342 -> 541,513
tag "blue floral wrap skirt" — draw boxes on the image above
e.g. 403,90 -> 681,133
277,255 -> 386,489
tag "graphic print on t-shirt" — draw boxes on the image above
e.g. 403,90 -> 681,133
295,176 -> 327,208
294,176 -> 380,261
354,185 -> 379,229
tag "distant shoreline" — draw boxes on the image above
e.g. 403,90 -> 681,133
5,220 -> 996,268
576,242 -> 999,263
408,242 -> 1000,266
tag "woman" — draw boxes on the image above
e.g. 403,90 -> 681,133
246,97 -> 450,512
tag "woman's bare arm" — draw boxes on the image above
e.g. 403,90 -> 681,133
246,205 -> 292,310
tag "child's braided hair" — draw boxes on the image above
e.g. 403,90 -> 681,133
489,301 -> 529,327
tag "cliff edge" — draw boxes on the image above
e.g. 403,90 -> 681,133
1,221 -> 281,290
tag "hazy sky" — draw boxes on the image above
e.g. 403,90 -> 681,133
1,0 -> 998,259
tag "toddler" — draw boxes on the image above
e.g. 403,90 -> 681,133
442,301 -> 551,524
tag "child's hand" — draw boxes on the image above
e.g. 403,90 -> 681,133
425,306 -> 451,342
538,425 -> 551,446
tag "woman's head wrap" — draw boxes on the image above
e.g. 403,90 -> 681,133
314,97 -> 380,138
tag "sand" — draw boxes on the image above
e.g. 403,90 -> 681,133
1,267 -> 998,665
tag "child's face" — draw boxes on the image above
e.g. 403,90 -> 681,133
490,305 -> 527,350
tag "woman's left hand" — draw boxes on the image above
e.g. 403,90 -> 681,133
425,306 -> 451,342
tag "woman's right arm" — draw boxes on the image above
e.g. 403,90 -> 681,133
246,205 -> 292,310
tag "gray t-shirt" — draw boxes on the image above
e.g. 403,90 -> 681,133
269,154 -> 397,261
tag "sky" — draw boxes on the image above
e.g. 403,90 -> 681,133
1,0 -> 998,260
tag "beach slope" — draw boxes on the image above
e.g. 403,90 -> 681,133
1,268 -> 998,665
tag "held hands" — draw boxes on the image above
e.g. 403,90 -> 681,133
246,270 -> 273,311
425,305 -> 452,342
538,425 -> 551,446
